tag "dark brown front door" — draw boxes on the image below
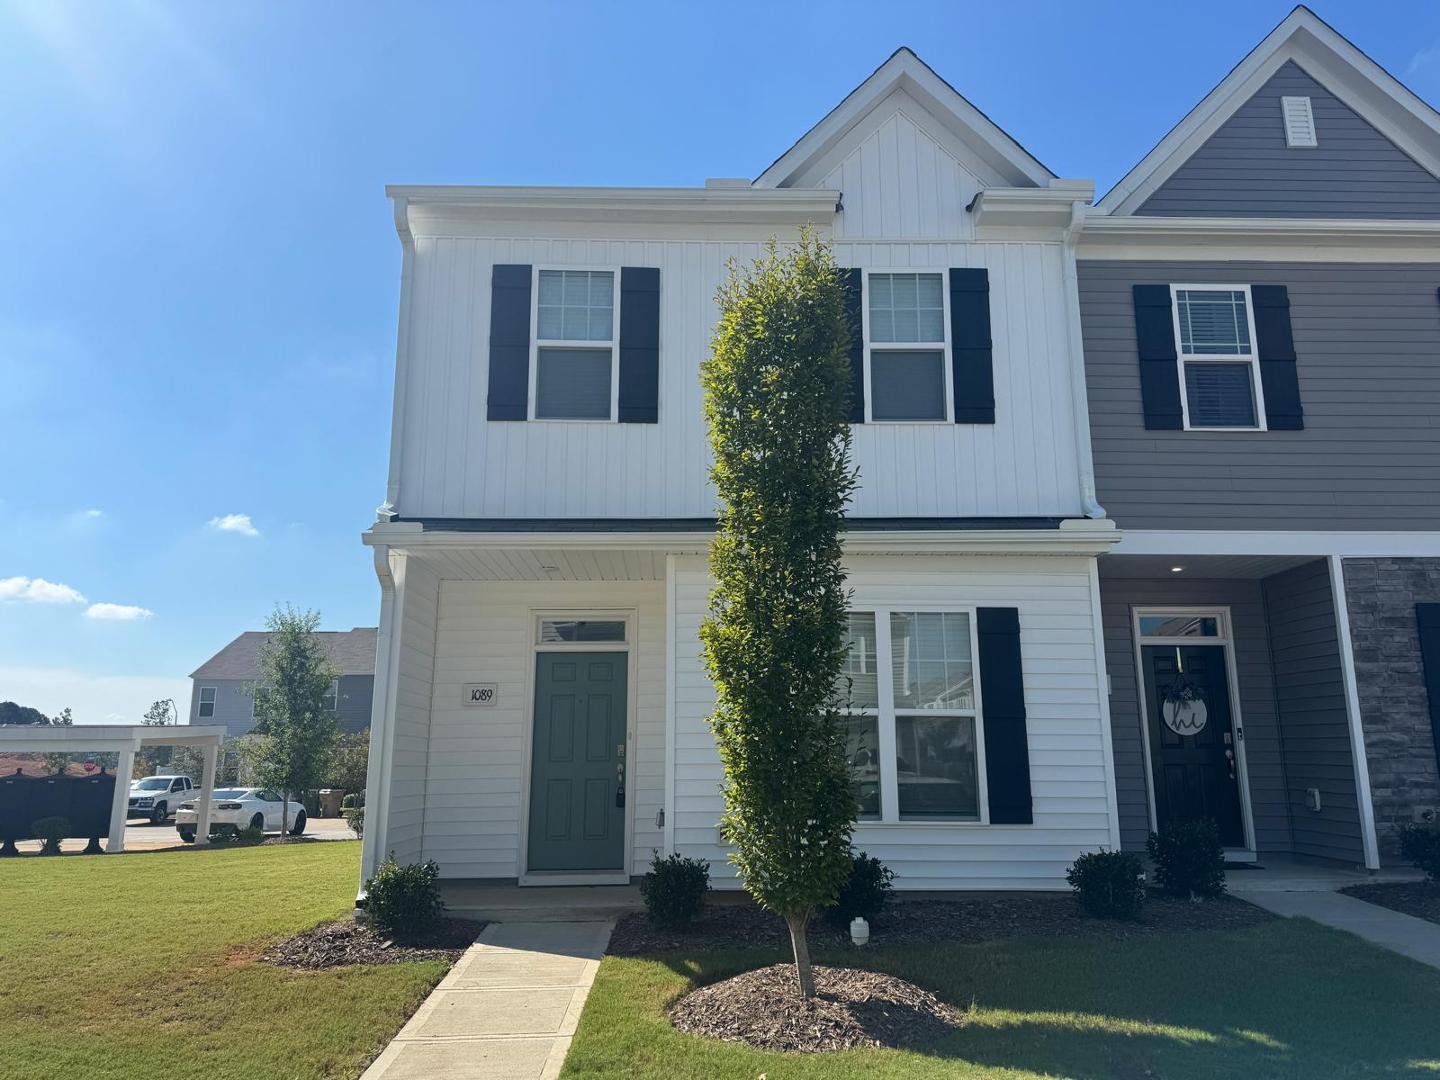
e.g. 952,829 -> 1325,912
1141,644 -> 1245,847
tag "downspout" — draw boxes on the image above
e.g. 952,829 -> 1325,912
1061,200 -> 1107,519
379,196 -> 416,520
358,544 -> 398,902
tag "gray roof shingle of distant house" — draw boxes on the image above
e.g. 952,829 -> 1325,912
190,627 -> 379,679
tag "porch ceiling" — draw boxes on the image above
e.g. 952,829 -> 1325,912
1100,553 -> 1321,580
405,545 -> 669,581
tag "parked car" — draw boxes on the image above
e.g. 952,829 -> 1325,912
128,775 -> 194,825
174,788 -> 307,843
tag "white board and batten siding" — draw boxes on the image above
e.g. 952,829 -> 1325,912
416,580 -> 665,879
392,86 -> 1088,522
672,554 -> 1112,891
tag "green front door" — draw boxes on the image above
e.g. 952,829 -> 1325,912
527,651 -> 627,872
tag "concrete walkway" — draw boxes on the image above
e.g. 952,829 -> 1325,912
361,920 -> 612,1080
1244,889 -> 1440,971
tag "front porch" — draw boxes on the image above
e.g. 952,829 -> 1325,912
1098,551 -> 1380,870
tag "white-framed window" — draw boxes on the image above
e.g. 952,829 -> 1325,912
197,686 -> 216,719
530,267 -> 619,421
322,679 -> 339,714
863,271 -> 951,422
839,608 -> 985,823
1170,284 -> 1266,431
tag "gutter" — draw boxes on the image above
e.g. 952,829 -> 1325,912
1061,200 -> 1107,520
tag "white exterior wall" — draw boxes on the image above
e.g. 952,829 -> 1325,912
389,82 -> 1087,523
418,579 -> 665,879
672,554 -> 1112,890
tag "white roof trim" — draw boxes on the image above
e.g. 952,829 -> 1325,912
755,47 -> 1055,190
1098,6 -> 1440,215
388,186 -> 841,228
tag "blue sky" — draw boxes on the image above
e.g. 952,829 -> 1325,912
3,0 -> 1438,723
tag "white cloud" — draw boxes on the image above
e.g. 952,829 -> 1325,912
0,664 -> 190,726
83,508 -> 103,518
85,602 -> 154,621
1409,41 -> 1440,77
0,576 -> 87,604
207,513 -> 259,537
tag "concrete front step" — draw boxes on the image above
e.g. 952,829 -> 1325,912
441,883 -> 643,923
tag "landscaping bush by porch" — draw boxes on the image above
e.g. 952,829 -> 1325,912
1067,849 -> 1146,920
640,851 -> 710,927
1398,823 -> 1440,884
1148,819 -> 1226,898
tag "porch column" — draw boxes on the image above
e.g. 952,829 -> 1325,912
106,747 -> 135,853
1329,555 -> 1381,870
193,741 -> 219,847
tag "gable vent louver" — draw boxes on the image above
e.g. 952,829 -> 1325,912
1281,96 -> 1317,148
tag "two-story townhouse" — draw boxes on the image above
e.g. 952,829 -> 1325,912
359,47 -> 1123,893
190,627 -> 378,739
1079,7 -> 1440,869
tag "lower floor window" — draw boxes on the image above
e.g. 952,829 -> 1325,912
840,609 -> 983,822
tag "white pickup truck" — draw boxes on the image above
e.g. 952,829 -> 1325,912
128,775 -> 195,825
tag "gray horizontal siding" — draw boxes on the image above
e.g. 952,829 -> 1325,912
188,675 -> 373,739
1101,577 -> 1291,853
1137,61 -> 1440,218
1080,260 -> 1440,529
1262,561 -> 1365,865
335,674 -> 374,735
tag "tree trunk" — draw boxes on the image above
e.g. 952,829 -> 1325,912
785,913 -> 816,999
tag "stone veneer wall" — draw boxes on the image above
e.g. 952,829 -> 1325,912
1343,558 -> 1440,859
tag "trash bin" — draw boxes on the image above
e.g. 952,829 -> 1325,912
318,789 -> 344,818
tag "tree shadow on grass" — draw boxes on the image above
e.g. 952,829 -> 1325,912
639,919 -> 1440,1079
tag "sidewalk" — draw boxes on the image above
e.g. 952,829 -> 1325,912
1243,889 -> 1440,971
361,920 -> 612,1080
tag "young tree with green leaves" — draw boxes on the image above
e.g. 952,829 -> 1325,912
699,230 -> 858,999
245,606 -> 341,835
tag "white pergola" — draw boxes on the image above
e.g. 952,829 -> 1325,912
0,724 -> 226,852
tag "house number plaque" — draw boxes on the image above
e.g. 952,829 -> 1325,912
463,683 -> 498,707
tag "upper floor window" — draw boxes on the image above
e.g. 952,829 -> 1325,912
197,686 -> 216,719
322,678 -> 339,714
532,269 -> 618,421
1171,285 -> 1265,431
865,272 -> 950,422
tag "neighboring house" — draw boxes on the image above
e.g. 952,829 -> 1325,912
1078,7 -> 1440,870
189,627 -> 378,738
360,6 -> 1440,892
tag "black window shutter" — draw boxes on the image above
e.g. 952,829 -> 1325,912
949,268 -> 995,424
487,264 -> 531,421
1251,284 -> 1304,431
1416,604 -> 1440,779
977,607 -> 1032,825
1133,284 -> 1182,430
842,268 -> 864,423
618,267 -> 660,423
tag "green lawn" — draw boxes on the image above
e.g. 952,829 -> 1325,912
564,920 -> 1440,1079
0,841 -> 445,1080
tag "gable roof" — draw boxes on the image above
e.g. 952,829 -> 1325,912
1099,6 -> 1440,215
191,627 -> 379,680
755,46 -> 1056,190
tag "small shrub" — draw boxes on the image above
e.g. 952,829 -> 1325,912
31,816 -> 70,856
640,851 -> 710,927
343,806 -> 365,838
341,793 -> 358,811
365,858 -> 445,941
1398,823 -> 1440,885
1147,819 -> 1226,898
1067,849 -> 1146,920
824,851 -> 895,928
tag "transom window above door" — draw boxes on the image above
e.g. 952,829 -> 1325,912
533,269 -> 618,421
1171,285 -> 1265,431
839,609 -> 983,823
865,272 -> 950,422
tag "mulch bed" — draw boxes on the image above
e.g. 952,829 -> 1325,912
1341,881 -> 1440,926
609,890 -> 1272,955
262,918 -> 486,969
669,962 -> 961,1052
